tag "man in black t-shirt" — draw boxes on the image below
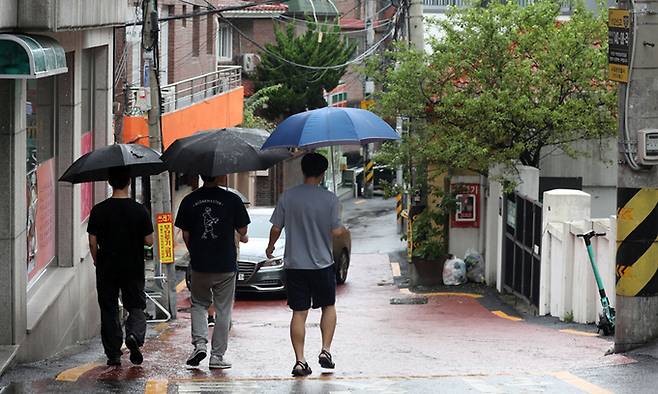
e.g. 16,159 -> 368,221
175,174 -> 250,369
87,166 -> 154,367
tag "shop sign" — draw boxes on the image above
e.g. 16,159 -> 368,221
608,8 -> 632,83
157,213 -> 174,264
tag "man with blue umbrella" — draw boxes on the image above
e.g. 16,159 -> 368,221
262,107 -> 399,376
266,153 -> 348,376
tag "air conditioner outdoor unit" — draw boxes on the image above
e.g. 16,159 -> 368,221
242,53 -> 260,73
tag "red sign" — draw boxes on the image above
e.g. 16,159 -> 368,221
80,132 -> 93,221
451,183 -> 480,228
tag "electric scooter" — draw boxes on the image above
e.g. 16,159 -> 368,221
576,230 -> 616,336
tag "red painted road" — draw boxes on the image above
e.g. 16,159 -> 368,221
74,253 -> 634,386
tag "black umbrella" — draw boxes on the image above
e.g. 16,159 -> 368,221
161,128 -> 291,177
59,143 -> 167,183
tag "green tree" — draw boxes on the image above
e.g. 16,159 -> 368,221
241,84 -> 281,131
255,23 -> 356,121
371,0 -> 616,177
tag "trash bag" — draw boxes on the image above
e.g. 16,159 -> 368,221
443,255 -> 467,286
464,248 -> 485,283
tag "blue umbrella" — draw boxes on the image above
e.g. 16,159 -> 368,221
261,107 -> 400,150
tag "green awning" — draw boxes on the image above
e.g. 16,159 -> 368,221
0,34 -> 67,79
285,0 -> 339,16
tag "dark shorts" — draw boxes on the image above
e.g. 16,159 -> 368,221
285,265 -> 336,311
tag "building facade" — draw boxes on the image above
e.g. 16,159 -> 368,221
0,0 -> 127,364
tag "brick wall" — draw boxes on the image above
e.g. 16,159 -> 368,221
163,3 -> 218,83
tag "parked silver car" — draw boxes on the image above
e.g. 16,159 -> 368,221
235,207 -> 352,293
185,207 -> 351,293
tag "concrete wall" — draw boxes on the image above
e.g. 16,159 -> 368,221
17,0 -> 127,31
0,27 -> 114,362
539,138 -> 617,216
0,0 -> 18,30
448,174 -> 485,259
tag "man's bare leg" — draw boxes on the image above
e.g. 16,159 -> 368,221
291,310 -> 309,362
320,305 -> 336,351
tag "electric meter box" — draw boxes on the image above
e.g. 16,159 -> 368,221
638,129 -> 658,165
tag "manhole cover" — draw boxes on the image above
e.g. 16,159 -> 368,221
390,297 -> 428,305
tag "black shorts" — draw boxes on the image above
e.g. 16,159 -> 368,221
285,265 -> 336,311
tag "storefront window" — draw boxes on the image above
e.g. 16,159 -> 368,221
26,78 -> 57,285
81,49 -> 94,221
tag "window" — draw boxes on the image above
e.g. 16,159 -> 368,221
26,77 -> 57,286
182,5 -> 187,27
216,24 -> 233,61
192,5 -> 200,57
207,14 -> 214,54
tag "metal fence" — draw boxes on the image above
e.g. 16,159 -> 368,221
503,192 -> 543,308
127,66 -> 242,115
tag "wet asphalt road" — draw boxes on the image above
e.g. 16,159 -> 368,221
3,197 -> 658,393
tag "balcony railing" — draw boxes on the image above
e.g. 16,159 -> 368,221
128,66 -> 242,114
422,0 -> 572,14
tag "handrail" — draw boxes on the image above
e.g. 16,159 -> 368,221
126,66 -> 242,115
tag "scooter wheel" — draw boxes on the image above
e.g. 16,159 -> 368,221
598,314 -> 614,336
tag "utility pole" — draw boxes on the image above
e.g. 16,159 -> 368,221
408,0 -> 424,50
142,0 -> 176,318
613,0 -> 658,352
363,0 -> 376,198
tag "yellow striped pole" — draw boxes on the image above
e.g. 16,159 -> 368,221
364,160 -> 374,198
616,188 -> 658,297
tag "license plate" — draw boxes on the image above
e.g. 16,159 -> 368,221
238,273 -> 245,281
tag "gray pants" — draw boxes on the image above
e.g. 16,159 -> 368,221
190,270 -> 236,357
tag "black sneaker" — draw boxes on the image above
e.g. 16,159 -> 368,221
125,334 -> 143,365
107,357 -> 121,366
186,348 -> 207,367
292,360 -> 312,377
208,315 -> 215,327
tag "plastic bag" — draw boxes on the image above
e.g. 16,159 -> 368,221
464,248 -> 485,283
443,255 -> 467,286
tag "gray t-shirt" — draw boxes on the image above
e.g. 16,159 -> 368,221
270,184 -> 342,270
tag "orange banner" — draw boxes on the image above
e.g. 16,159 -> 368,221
156,213 -> 174,264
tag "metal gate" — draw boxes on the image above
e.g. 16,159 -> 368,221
503,192 -> 542,307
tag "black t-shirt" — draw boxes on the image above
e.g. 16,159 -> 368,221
175,187 -> 250,273
87,198 -> 154,279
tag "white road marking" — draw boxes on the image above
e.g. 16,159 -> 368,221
462,378 -> 503,393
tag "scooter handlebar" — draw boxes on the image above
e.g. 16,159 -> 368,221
576,231 -> 607,238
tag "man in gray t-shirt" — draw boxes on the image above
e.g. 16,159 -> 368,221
266,152 -> 347,377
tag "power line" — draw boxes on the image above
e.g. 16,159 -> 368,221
219,13 -> 397,71
274,15 -> 394,35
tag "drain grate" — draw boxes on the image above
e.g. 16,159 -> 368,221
389,297 -> 428,305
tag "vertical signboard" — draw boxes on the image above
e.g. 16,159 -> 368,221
608,8 -> 632,83
157,213 -> 174,264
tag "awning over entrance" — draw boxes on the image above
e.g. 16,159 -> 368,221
0,34 -> 67,79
